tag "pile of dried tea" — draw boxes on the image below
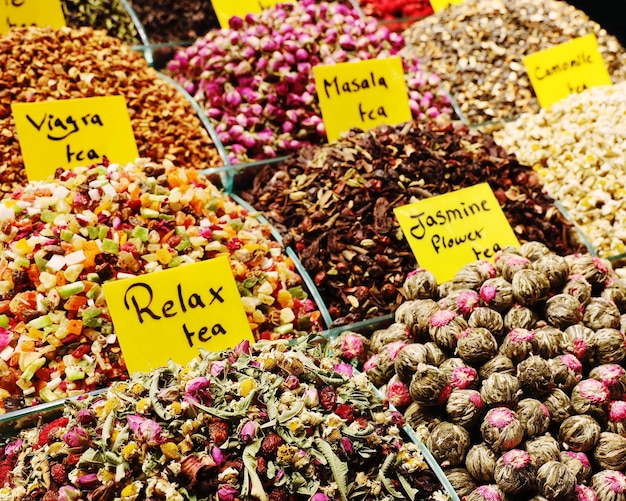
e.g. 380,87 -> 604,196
239,119 -> 585,326
62,0 -> 141,45
494,82 -> 626,260
0,27 -> 223,196
333,242 -> 626,499
402,0 -> 626,124
0,337 -> 451,501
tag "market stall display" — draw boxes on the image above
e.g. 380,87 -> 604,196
61,0 -> 143,45
0,159 -> 321,412
494,82 -> 626,262
332,242 -> 626,499
238,119 -> 586,327
402,0 -> 626,125
0,336 -> 452,501
0,27 -> 224,197
166,0 -> 452,164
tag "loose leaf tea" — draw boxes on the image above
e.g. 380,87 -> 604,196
240,119 -> 585,326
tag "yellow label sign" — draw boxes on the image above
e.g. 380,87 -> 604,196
429,0 -> 464,13
523,34 -> 612,109
104,257 -> 255,375
12,96 -> 138,181
313,56 -> 412,142
394,183 -> 520,283
0,0 -> 66,34
212,0 -> 293,28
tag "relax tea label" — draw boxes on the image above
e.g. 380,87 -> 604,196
104,257 -> 254,375
523,34 -> 612,109
429,0 -> 464,13
313,56 -> 412,142
0,0 -> 65,33
12,96 -> 138,181
212,0 -> 293,28
394,183 -> 520,283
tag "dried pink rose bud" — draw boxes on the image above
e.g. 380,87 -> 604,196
127,415 -> 165,446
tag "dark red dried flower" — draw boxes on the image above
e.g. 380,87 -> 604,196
335,403 -> 355,422
37,417 -> 69,446
50,463 -> 66,485
208,419 -> 229,446
319,386 -> 337,411
260,433 -> 283,458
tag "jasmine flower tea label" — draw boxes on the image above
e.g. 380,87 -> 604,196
104,256 -> 254,374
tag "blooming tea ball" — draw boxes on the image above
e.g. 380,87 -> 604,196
589,364 -> 626,400
560,451 -> 593,483
384,376 -> 412,410
395,299 -> 440,341
480,372 -> 520,408
575,484 -> 599,501
446,389 -> 485,428
516,398 -> 551,438
369,322 -> 411,354
501,255 -> 531,282
403,268 -> 438,300
404,401 -> 442,433
466,443 -> 497,483
525,434 -> 561,467
452,261 -> 496,291
534,326 -> 565,359
532,253 -> 569,291
519,241 -> 552,261
536,461 -> 576,501
456,327 -> 498,365
567,254 -> 612,290
542,388 -> 573,424
479,355 -> 515,380
428,309 -> 467,352
562,324 -> 596,366
545,294 -> 582,329
591,470 -> 626,501
480,277 -> 514,312
494,448 -> 535,494
608,400 -> 626,436
549,354 -> 583,393
603,278 -> 626,313
559,415 -> 602,452
594,432 -> 626,470
445,467 -> 477,498
504,304 -> 538,330
394,343 -> 431,385
364,350 -> 396,388
584,298 -> 621,331
450,366 -> 479,390
518,356 -> 554,397
423,341 -> 447,366
409,363 -> 451,406
499,327 -> 537,363
481,407 -> 524,453
563,274 -> 593,307
426,421 -> 470,467
331,331 -> 369,364
469,306 -> 504,335
595,328 -> 626,365
512,268 -> 551,306
442,289 -> 481,317
465,484 -> 506,501
571,379 -> 610,421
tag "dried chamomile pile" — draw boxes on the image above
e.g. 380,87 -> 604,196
402,0 -> 626,124
239,119 -> 585,327
494,82 -> 626,261
333,241 -> 626,499
0,337 -> 451,501
0,159 -> 320,413
0,27 -> 223,196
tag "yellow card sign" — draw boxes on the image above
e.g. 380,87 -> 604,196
523,34 -> 612,109
394,183 -> 520,283
429,0 -> 464,13
12,96 -> 138,181
212,0 -> 293,28
103,257 -> 255,375
1,0 -> 66,34
313,56 -> 412,142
